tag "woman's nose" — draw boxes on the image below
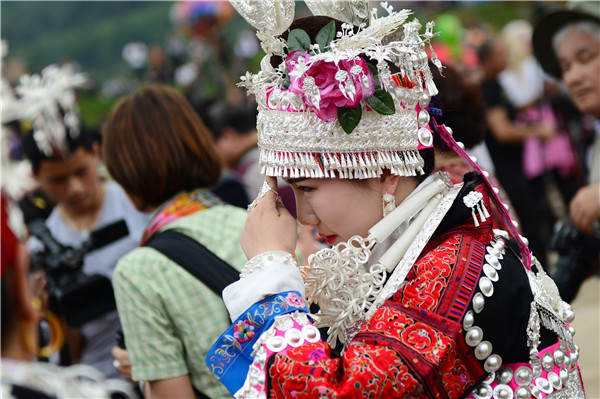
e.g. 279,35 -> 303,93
295,197 -> 319,226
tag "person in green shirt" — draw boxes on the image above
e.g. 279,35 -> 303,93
102,84 -> 247,398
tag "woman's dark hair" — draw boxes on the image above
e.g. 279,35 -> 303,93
102,84 -> 221,210
20,118 -> 95,174
430,62 -> 486,150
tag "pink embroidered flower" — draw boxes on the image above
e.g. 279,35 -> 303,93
287,51 -> 375,122
285,292 -> 305,308
233,320 -> 255,343
308,348 -> 326,362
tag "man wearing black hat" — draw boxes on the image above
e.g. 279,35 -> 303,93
533,1 -> 600,301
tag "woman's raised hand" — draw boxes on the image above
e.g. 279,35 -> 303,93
242,177 -> 298,259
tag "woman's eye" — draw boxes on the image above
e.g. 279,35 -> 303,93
298,186 -> 314,193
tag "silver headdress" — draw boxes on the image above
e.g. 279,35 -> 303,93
231,0 -> 441,179
10,63 -> 88,158
2,42 -> 87,204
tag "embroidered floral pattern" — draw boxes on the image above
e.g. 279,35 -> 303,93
233,320 -> 255,343
267,342 -> 420,398
308,348 -> 326,363
285,292 -> 305,308
397,235 -> 460,311
206,291 -> 309,382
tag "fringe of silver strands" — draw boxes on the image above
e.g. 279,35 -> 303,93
260,150 -> 425,179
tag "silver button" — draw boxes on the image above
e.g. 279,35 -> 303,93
475,341 -> 493,360
266,336 -> 286,353
483,264 -> 499,282
465,326 -> 483,347
485,254 -> 500,269
529,383 -> 541,399
542,352 -> 554,372
479,277 -> 494,297
514,386 -> 531,399
484,354 -> 502,373
495,366 -> 513,384
302,324 -> 320,343
473,293 -> 485,313
548,371 -> 561,390
492,384 -> 513,399
514,366 -> 533,385
473,383 -> 493,399
417,109 -> 430,127
463,311 -> 475,330
535,377 -> 553,394
553,348 -> 565,367
487,246 -> 503,259
559,367 -> 570,386
285,329 -> 304,347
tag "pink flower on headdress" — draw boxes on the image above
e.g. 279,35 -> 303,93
286,51 -> 375,122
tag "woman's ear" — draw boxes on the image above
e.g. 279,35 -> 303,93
379,170 -> 400,195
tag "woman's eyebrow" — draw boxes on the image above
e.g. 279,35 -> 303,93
285,177 -> 308,185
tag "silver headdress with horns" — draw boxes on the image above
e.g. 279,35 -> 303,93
231,0 -> 441,180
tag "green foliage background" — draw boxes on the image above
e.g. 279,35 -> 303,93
2,1 -> 174,84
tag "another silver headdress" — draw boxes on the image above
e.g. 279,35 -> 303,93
1,42 -> 87,203
11,63 -> 88,158
231,0 -> 441,179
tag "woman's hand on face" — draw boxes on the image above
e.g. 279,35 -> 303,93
242,177 -> 298,259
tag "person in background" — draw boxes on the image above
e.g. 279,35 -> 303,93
478,37 -> 556,268
0,195 -> 139,399
532,1 -> 600,301
102,84 -> 247,398
14,64 -> 150,380
430,61 -> 519,230
499,19 -> 579,238
203,100 -> 258,208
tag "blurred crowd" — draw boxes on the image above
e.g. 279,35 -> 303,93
1,1 -> 598,398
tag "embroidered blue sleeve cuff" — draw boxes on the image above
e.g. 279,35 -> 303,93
205,290 -> 309,394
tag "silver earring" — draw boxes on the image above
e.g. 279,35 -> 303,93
382,193 -> 396,217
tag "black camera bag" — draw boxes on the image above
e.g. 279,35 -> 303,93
143,229 -> 241,399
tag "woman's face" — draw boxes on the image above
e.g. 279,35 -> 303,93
287,177 -> 387,245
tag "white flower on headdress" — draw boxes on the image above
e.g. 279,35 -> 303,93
13,64 -> 88,157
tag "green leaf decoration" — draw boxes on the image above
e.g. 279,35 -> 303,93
287,29 -> 311,52
338,106 -> 362,134
366,62 -> 381,89
366,89 -> 395,115
315,20 -> 336,52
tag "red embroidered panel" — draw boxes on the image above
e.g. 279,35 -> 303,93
268,341 -> 420,398
396,235 -> 461,312
355,304 -> 482,399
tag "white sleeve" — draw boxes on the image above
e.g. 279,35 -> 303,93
222,252 -> 305,321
